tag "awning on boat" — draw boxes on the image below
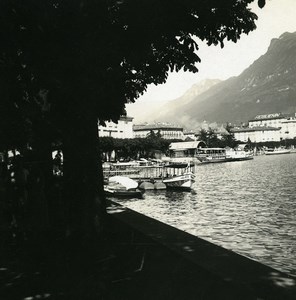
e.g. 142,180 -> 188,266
236,144 -> 250,151
108,176 -> 138,190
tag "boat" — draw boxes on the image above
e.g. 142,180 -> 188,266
102,159 -> 162,180
162,172 -> 195,190
265,147 -> 291,155
225,148 -> 254,161
103,161 -> 141,178
196,147 -> 254,164
104,176 -> 143,198
196,148 -> 227,164
162,163 -> 195,190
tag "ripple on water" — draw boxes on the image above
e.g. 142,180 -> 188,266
116,154 -> 296,277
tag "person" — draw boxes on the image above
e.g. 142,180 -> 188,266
53,150 -> 63,175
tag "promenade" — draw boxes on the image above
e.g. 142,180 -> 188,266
0,200 -> 295,299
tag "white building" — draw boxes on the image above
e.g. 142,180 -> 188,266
248,113 -> 288,128
183,131 -> 197,141
133,123 -> 184,140
232,112 -> 296,143
232,126 -> 281,143
98,116 -> 134,139
280,118 -> 296,140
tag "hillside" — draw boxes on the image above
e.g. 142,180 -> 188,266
146,79 -> 221,124
151,32 -> 296,128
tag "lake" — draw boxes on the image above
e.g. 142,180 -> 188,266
113,154 -> 296,277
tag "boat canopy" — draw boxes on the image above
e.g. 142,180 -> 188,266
108,176 -> 138,190
166,162 -> 193,168
236,144 -> 250,151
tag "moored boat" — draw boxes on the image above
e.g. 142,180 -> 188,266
196,147 -> 254,163
225,148 -> 254,161
104,176 -> 143,198
162,171 -> 195,190
196,148 -> 227,164
162,162 -> 195,190
265,148 -> 291,155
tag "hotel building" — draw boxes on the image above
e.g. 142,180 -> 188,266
232,112 -> 296,143
133,123 -> 184,140
98,116 -> 134,139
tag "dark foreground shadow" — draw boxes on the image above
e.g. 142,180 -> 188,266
0,202 -> 295,300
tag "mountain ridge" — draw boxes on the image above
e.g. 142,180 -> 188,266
147,31 -> 296,129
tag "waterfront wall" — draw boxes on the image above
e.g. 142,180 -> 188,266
107,200 -> 296,300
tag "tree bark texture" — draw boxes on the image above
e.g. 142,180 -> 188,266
63,114 -> 106,240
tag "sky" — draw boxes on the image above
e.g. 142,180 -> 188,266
126,0 -> 296,120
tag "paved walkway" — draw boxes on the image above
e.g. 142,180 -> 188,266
0,201 -> 295,299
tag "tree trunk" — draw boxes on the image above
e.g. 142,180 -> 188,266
31,122 -> 53,231
63,114 -> 106,240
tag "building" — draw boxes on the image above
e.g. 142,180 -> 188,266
232,126 -> 281,143
169,141 -> 206,158
183,131 -> 197,141
98,116 -> 134,139
248,113 -> 288,128
232,112 -> 296,143
133,123 -> 184,140
279,117 -> 296,140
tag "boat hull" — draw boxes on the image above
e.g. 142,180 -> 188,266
163,173 -> 195,190
104,188 -> 143,198
265,150 -> 291,155
198,153 -> 253,164
225,156 -> 254,162
198,157 -> 226,164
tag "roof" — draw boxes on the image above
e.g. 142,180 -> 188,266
281,118 -> 296,123
169,141 -> 206,150
119,115 -> 133,122
133,123 -> 183,131
198,147 -> 225,151
231,126 -> 280,133
249,113 -> 291,122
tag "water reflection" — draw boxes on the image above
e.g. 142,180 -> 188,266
114,154 -> 296,277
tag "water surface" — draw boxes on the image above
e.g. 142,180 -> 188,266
113,154 -> 296,277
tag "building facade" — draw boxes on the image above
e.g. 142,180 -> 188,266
133,123 -> 184,140
232,112 -> 296,143
279,118 -> 296,140
183,131 -> 197,141
98,116 -> 134,139
232,126 -> 281,143
248,113 -> 288,128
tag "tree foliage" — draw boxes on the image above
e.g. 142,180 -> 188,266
197,125 -> 239,148
220,123 -> 238,148
99,136 -> 172,161
0,0 -> 261,127
0,0 -> 264,237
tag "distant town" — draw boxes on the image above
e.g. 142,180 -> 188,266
98,112 -> 296,144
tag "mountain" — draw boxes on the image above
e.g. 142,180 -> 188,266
144,78 -> 221,123
150,32 -> 296,128
128,78 -> 221,125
